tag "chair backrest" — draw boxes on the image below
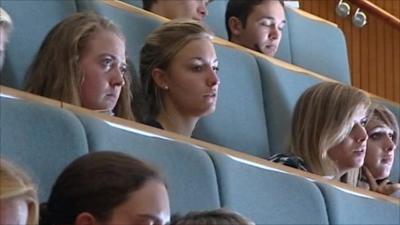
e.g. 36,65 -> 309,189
193,45 -> 270,158
1,0 -> 78,90
317,182 -> 400,224
75,114 -> 221,214
208,150 -> 329,225
286,8 -> 351,83
204,0 -> 228,39
0,96 -> 88,201
256,56 -> 323,154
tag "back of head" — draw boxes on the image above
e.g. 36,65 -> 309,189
289,82 -> 370,178
25,12 -> 133,120
140,19 -> 213,118
0,159 -> 38,225
41,151 -> 164,225
171,208 -> 254,225
225,0 -> 284,40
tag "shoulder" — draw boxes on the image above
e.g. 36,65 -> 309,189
268,153 -> 309,172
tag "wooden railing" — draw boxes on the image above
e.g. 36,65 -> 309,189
348,0 -> 400,30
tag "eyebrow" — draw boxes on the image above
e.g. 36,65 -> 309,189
259,16 -> 287,23
191,57 -> 219,64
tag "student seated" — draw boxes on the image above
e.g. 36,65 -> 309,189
142,0 -> 210,21
40,151 -> 170,225
25,13 -> 134,120
0,159 -> 38,225
270,82 -> 371,187
171,208 -> 254,225
359,104 -> 400,197
225,0 -> 286,57
0,7 -> 12,70
140,20 -> 219,136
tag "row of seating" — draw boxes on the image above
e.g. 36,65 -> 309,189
1,88 -> 399,225
1,0 -> 399,181
122,0 -> 351,83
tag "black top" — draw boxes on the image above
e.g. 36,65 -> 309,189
144,117 -> 164,130
268,153 -> 309,172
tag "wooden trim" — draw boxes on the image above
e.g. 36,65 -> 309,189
349,0 -> 400,30
1,85 -> 399,205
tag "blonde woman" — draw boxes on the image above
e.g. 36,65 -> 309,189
270,82 -> 371,186
359,104 -> 400,197
171,208 -> 254,225
140,20 -> 219,136
25,13 -> 134,120
0,159 -> 38,225
0,7 -> 12,70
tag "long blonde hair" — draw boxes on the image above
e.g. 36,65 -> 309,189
0,159 -> 38,225
289,82 -> 371,186
25,12 -> 134,120
139,19 -> 213,119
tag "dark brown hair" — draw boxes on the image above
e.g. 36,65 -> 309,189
40,151 -> 165,225
171,209 -> 254,225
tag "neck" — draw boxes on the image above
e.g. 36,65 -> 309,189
157,105 -> 199,137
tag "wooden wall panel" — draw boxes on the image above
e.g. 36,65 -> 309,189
299,0 -> 400,103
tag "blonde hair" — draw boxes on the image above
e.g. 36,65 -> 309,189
0,7 -> 12,32
139,19 -> 213,119
367,104 -> 399,146
0,159 -> 38,225
171,208 -> 254,225
289,82 -> 371,186
25,12 -> 134,120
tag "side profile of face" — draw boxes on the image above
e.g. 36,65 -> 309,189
79,30 -> 127,112
364,118 -> 396,180
77,179 -> 170,225
152,0 -> 209,20
0,197 -> 29,225
230,0 -> 286,56
0,26 -> 9,70
327,107 -> 369,174
157,38 -> 219,118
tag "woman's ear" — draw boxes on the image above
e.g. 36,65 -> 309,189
152,68 -> 169,91
228,16 -> 244,36
75,212 -> 97,225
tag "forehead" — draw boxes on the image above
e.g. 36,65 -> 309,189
173,38 -> 216,60
83,30 -> 126,58
366,118 -> 393,132
249,0 -> 285,20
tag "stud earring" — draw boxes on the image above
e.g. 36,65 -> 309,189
164,86 -> 169,90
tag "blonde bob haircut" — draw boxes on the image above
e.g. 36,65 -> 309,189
140,19 -> 213,118
289,82 -> 371,186
0,7 -> 12,32
367,103 -> 399,146
171,208 -> 254,225
25,12 -> 134,120
0,159 -> 38,225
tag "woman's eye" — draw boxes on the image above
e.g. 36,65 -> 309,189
120,65 -> 128,75
101,58 -> 113,69
212,66 -> 219,72
192,65 -> 203,72
360,118 -> 368,127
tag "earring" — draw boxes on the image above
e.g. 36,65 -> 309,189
164,86 -> 169,90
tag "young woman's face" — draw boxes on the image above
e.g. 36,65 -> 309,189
101,180 -> 170,225
327,107 -> 369,174
161,38 -> 219,118
364,118 -> 396,180
0,198 -> 29,225
79,30 -> 127,112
